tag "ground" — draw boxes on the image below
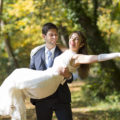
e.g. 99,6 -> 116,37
0,81 -> 120,120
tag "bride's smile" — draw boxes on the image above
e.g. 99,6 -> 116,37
69,33 -> 84,53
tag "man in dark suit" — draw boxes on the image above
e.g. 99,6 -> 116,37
30,23 -> 73,120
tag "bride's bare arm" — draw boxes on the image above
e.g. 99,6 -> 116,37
70,53 -> 120,66
71,54 -> 98,66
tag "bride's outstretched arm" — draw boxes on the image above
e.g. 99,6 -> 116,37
71,53 -> 120,66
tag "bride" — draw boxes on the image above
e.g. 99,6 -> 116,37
0,31 -> 120,120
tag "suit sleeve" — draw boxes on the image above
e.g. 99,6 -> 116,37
66,74 -> 73,83
66,71 -> 79,83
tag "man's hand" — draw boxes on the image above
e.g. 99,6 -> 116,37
58,67 -> 72,79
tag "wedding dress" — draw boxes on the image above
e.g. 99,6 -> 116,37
0,50 -> 76,120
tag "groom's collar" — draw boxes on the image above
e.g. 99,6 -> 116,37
45,46 -> 56,55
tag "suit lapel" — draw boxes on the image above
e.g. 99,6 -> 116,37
41,47 -> 47,69
54,46 -> 62,59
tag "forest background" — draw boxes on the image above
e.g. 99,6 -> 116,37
1,0 -> 120,119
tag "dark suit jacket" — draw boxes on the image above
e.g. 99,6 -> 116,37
30,46 -> 73,105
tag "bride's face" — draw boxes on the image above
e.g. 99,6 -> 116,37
69,33 -> 83,52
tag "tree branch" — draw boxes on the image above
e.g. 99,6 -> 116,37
0,0 -> 3,32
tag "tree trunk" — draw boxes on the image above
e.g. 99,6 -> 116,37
4,33 -> 19,68
0,0 -> 19,68
59,25 -> 69,47
93,0 -> 98,26
0,0 -> 3,32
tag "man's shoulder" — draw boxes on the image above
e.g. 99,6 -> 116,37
30,44 -> 45,58
30,44 -> 62,58
55,45 -> 62,53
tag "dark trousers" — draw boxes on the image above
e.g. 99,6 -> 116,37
35,99 -> 73,120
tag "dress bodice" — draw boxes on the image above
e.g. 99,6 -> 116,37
53,50 -> 77,73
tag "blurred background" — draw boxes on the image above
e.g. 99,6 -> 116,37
1,0 -> 120,119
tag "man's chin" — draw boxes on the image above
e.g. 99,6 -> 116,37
51,42 -> 56,46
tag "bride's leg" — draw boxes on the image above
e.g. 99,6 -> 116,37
10,103 -> 26,120
14,68 -> 60,89
3,68 -> 59,90
10,89 -> 26,120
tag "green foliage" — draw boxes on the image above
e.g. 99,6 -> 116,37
70,81 -> 120,120
105,91 -> 120,104
80,62 -> 118,99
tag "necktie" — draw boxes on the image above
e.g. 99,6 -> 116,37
47,50 -> 53,68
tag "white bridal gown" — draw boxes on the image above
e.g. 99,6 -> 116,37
0,50 -> 77,120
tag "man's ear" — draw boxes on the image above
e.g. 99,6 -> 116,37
42,34 -> 46,39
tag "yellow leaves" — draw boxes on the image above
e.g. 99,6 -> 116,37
45,7 -> 50,11
15,23 -> 43,48
109,28 -> 114,33
16,20 -> 26,28
97,7 -> 120,44
98,14 -> 115,35
98,7 -> 112,14
49,16 -> 54,21
113,0 -> 120,6
24,24 -> 40,34
8,0 -> 35,17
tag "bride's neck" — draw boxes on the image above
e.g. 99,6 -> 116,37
69,49 -> 77,54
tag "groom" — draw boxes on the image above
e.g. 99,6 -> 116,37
30,23 -> 73,120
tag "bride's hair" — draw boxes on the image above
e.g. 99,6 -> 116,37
69,31 -> 90,79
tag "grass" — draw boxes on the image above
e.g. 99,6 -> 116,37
69,81 -> 120,120
1,81 -> 120,120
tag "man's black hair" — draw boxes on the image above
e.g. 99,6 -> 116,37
42,23 -> 58,35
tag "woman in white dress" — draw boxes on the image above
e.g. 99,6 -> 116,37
0,31 -> 120,120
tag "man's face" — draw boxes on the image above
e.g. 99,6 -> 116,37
43,29 -> 58,48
